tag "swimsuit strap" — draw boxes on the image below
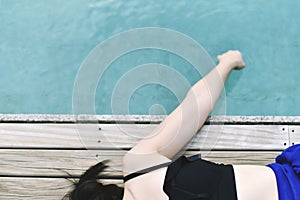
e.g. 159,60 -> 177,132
123,162 -> 171,183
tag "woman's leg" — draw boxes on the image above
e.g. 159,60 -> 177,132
129,50 -> 246,159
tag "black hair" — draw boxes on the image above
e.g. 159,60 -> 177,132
63,160 -> 124,200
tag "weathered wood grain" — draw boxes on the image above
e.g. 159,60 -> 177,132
0,177 -> 71,200
0,124 -> 289,149
0,177 -> 122,200
0,150 -> 279,177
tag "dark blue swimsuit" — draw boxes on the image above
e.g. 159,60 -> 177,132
267,144 -> 300,200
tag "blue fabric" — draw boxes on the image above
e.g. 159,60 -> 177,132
267,144 -> 300,200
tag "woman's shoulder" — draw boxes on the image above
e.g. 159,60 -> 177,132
123,167 -> 169,200
122,151 -> 170,200
123,151 -> 171,176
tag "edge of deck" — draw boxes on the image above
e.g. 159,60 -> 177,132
0,114 -> 299,124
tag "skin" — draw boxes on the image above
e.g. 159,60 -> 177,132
122,50 -> 279,200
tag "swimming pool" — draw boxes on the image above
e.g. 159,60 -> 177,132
0,0 -> 299,115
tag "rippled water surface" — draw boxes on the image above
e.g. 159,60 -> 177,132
0,0 -> 299,115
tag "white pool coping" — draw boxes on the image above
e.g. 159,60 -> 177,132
0,114 -> 299,124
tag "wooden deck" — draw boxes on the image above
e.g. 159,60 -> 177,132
0,115 -> 299,199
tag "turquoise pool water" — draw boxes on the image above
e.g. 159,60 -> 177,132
0,0 -> 299,115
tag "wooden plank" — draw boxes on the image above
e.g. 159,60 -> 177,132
0,177 -> 123,200
0,150 -> 123,177
0,177 -> 70,200
0,123 -> 289,149
289,125 -> 300,145
191,124 -> 289,150
202,151 -> 279,165
0,150 -> 280,177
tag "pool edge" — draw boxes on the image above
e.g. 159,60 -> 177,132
0,114 -> 299,124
